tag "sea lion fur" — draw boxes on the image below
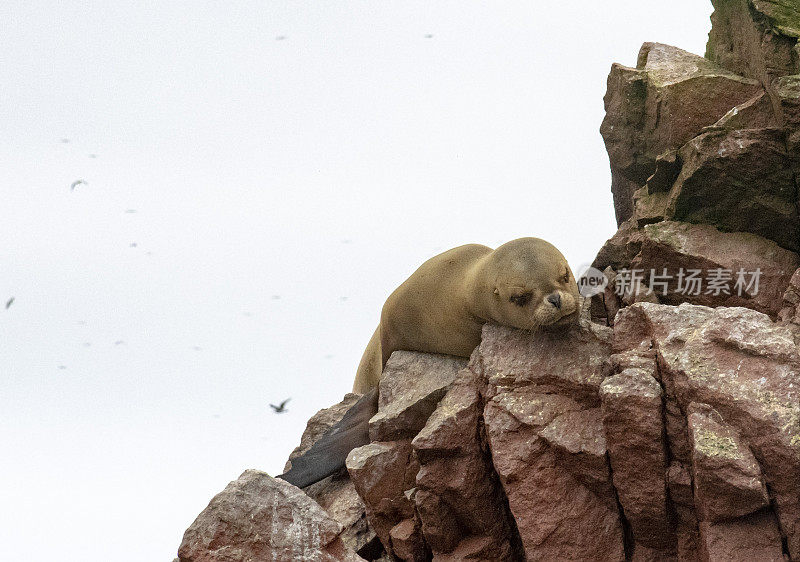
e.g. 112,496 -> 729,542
279,237 -> 580,487
353,238 -> 580,391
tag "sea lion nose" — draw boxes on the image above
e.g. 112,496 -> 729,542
547,292 -> 562,310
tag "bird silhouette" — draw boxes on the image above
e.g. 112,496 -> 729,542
270,398 -> 291,413
70,179 -> 87,191
5,297 -> 14,309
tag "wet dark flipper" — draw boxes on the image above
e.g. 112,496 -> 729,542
277,388 -> 379,488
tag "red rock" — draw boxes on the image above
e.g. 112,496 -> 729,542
479,322 -> 612,403
645,149 -> 681,193
410,370 -> 480,463
664,128 -> 799,251
709,90 -> 777,130
432,535 -> 504,561
346,441 -> 416,558
609,346 -> 658,374
283,392 -> 376,555
539,408 -> 611,495
177,470 -> 361,562
615,302 -> 800,558
487,445 -> 625,561
389,518 -> 428,562
595,220 -> 800,318
413,489 -> 462,554
600,368 -> 673,553
632,186 -> 669,227
369,351 -> 466,441
481,324 -> 625,560
706,0 -> 799,84
600,42 -> 762,224
776,75 -> 800,174
687,403 -> 769,522
666,461 -> 694,509
698,511 -> 785,562
779,267 -> 800,323
412,370 -> 520,558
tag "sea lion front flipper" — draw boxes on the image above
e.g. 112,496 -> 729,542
277,388 -> 379,488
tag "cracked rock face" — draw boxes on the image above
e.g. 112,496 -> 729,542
601,2 -> 800,249
177,470 -> 362,562
615,302 -> 800,559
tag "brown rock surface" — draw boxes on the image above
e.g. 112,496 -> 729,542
369,351 -> 466,442
283,392 -> 376,556
600,42 -> 762,224
665,127 -> 799,251
346,441 -> 417,559
177,469 -> 361,562
600,368 -> 673,553
614,302 -> 800,558
538,408 -> 610,495
686,403 -> 769,522
698,511 -> 785,562
594,220 -> 799,317
779,267 -> 800,323
706,0 -> 799,84
481,323 -> 625,561
412,368 -> 520,558
389,518 -> 428,562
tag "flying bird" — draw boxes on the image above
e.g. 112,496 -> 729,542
270,398 -> 291,413
5,297 -> 14,309
70,179 -> 87,190
424,34 -> 434,38
275,35 -> 287,40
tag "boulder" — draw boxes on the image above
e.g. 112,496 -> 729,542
346,441 -> 417,559
665,127 -> 799,251
600,42 -> 762,224
369,351 -> 466,442
177,470 -> 361,562
594,221 -> 799,318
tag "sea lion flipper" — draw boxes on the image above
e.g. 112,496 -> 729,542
277,388 -> 378,488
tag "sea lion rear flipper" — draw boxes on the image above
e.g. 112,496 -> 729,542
277,388 -> 379,488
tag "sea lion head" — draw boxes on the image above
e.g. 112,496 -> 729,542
481,237 -> 580,331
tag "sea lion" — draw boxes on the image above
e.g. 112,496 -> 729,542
279,238 -> 580,487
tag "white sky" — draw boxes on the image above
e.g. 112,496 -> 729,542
1,2 -> 712,560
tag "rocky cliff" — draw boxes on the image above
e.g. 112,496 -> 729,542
176,2 -> 800,560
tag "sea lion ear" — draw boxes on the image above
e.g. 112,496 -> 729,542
493,287 -> 500,295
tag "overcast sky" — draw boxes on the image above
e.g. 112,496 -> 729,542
1,2 -> 712,560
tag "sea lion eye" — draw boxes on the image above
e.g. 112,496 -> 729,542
509,293 -> 532,307
562,271 -> 570,283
